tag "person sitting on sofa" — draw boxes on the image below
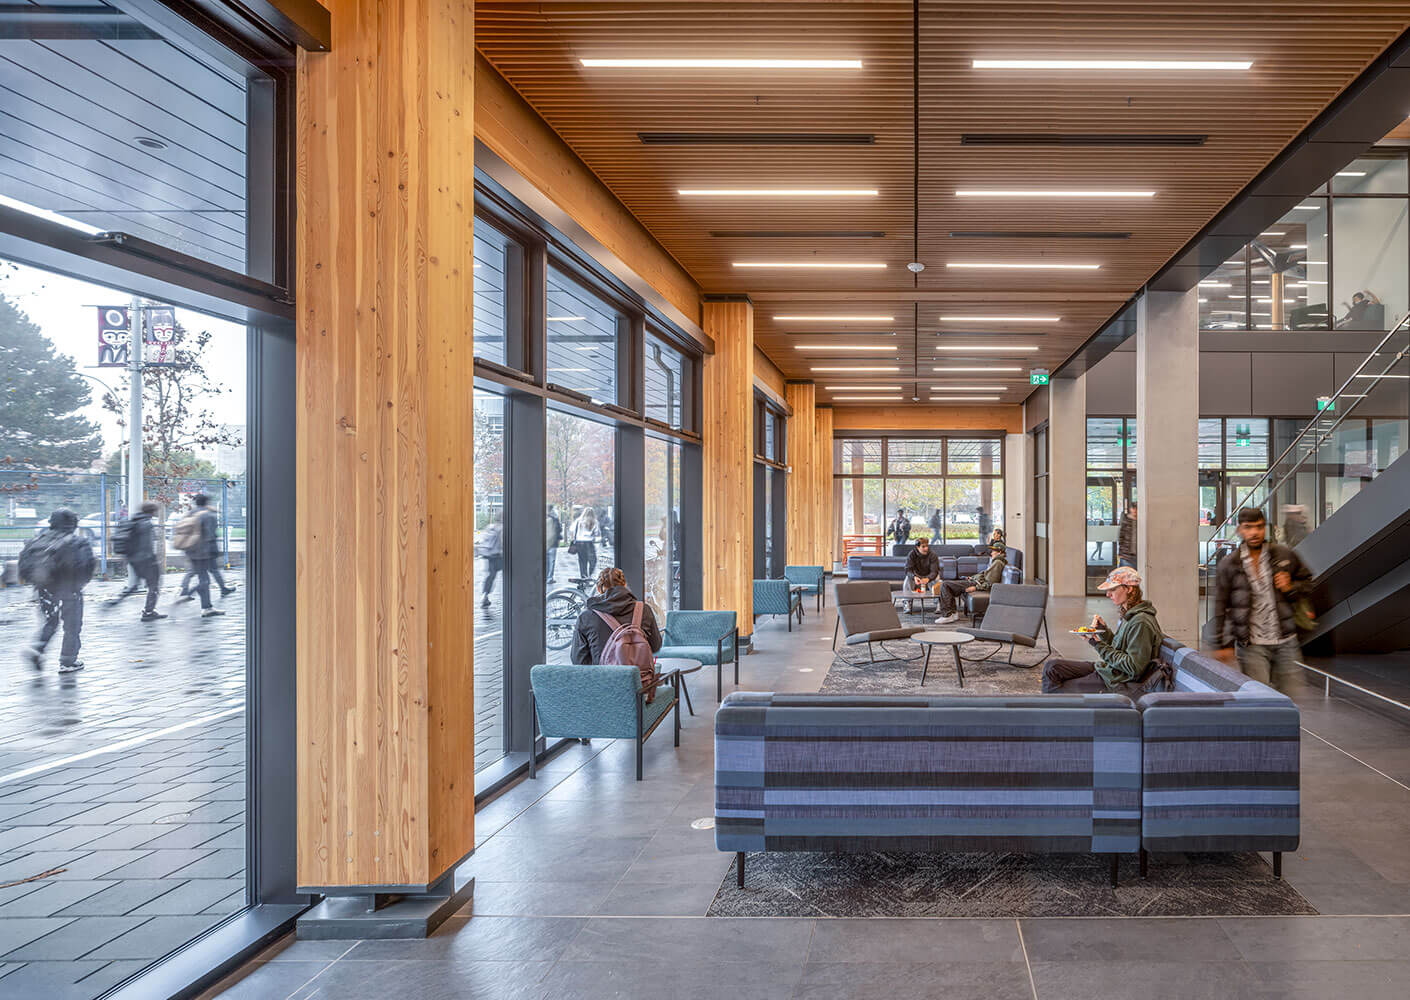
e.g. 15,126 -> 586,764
902,536 -> 941,613
1041,566 -> 1164,694
936,540 -> 1007,624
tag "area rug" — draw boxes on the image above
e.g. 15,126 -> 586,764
706,850 -> 1317,918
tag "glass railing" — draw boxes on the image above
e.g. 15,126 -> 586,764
1200,313 -> 1410,629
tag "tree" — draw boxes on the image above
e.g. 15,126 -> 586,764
104,448 -> 216,481
0,293 -> 102,470
101,314 -> 242,507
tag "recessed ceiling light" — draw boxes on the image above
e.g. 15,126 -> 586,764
792,344 -> 897,351
945,262 -> 1100,270
955,190 -> 1154,198
0,193 -> 101,235
581,58 -> 863,69
934,345 -> 1040,352
134,136 -> 168,150
930,395 -> 1002,402
1336,171 -> 1367,177
972,58 -> 1251,71
774,315 -> 894,322
548,315 -> 586,322
832,395 -> 905,401
932,366 -> 1023,372
1260,231 -> 1285,237
939,315 -> 1058,323
680,188 -> 878,197
1198,298 -> 1208,303
928,385 -> 1006,390
811,366 -> 900,372
733,261 -> 886,269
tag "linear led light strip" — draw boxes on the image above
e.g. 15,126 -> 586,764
581,58 -> 863,69
929,385 -> 1006,390
931,396 -> 1001,402
933,366 -> 1022,372
680,188 -> 878,196
824,384 -> 902,390
832,395 -> 904,401
774,315 -> 894,322
548,315 -> 586,322
946,262 -> 1100,270
972,58 -> 1251,71
811,366 -> 899,372
792,344 -> 896,351
939,315 -> 1058,323
935,345 -> 1040,352
955,190 -> 1154,198
733,261 -> 886,269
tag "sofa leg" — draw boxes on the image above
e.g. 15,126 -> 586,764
1109,854 -> 1119,889
868,642 -> 875,663
636,735 -> 643,781
1272,851 -> 1282,880
737,852 -> 745,888
832,617 -> 839,650
1139,848 -> 1148,880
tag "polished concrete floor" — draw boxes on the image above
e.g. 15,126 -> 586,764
204,592 -> 1410,1000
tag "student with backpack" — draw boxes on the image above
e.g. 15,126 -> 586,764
172,494 -> 229,617
110,501 -> 167,621
570,567 -> 663,700
19,508 -> 96,672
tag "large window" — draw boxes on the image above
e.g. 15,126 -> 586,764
833,435 -> 1005,553
546,407 -> 616,652
547,265 -> 623,405
645,332 -> 690,428
644,434 -> 682,614
1032,426 -> 1049,584
472,389 -> 507,778
753,397 -> 787,579
473,223 -> 523,367
1198,148 -> 1410,332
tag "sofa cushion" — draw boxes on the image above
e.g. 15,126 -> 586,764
1157,638 -> 1284,699
657,644 -> 732,665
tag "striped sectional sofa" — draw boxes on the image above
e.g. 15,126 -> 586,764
1138,638 -> 1301,877
715,692 -> 1143,887
716,647 -> 1299,885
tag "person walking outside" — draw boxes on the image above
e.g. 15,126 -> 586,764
545,503 -> 562,583
1042,566 -> 1165,694
19,508 -> 96,672
173,494 -> 226,617
175,500 -> 236,602
478,516 -> 504,609
1117,501 -> 1137,569
110,501 -> 166,622
1212,507 -> 1313,695
888,508 -> 910,548
976,506 -> 993,545
569,506 -> 602,580
927,507 -> 942,541
935,540 -> 1007,625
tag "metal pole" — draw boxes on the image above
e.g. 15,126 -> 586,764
98,472 -> 109,577
127,298 -> 144,518
221,480 -> 230,569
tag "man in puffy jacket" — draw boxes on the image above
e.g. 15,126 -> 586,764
902,536 -> 941,614
20,508 -> 96,672
1212,507 -> 1313,694
1042,566 -> 1164,693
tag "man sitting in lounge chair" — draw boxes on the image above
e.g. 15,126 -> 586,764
936,541 -> 1007,624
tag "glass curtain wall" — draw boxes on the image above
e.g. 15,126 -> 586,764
753,400 -> 786,579
1198,148 -> 1410,332
1032,426 -> 1049,584
833,436 -> 1005,555
472,389 -> 507,772
644,433 -> 682,615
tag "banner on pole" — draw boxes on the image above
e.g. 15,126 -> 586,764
144,307 -> 176,364
96,306 -> 131,367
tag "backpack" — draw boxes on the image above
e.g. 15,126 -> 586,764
18,532 -> 58,589
112,518 -> 136,557
172,512 -> 202,551
594,602 -> 658,703
18,531 -> 91,590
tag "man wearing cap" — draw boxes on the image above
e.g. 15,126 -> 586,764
935,540 -> 1007,625
1042,566 -> 1165,693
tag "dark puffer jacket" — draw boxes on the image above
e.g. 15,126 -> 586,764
571,586 -> 663,665
1213,543 -> 1313,647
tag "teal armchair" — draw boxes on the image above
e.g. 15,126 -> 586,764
529,663 -> 680,781
753,578 -> 803,632
784,565 -> 826,612
658,609 -> 739,701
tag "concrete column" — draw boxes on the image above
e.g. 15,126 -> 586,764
1003,432 -> 1026,557
1048,374 -> 1087,598
1136,288 -> 1200,644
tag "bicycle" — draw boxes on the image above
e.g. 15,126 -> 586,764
545,575 -> 594,651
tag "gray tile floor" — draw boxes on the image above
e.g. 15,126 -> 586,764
0,574 -> 247,1000
203,591 -> 1410,1000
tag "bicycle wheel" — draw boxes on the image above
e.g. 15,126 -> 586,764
545,589 -> 585,651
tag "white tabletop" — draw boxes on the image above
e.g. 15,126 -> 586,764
914,630 -> 974,646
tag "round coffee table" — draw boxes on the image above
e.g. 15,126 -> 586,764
914,631 -> 974,688
656,657 -> 703,715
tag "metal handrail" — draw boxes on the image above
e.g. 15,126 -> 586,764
1212,311 -> 1410,545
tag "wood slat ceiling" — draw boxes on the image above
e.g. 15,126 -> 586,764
475,0 -> 1410,406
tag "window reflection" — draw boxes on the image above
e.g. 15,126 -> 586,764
547,267 -> 621,404
472,389 -> 507,778
545,409 -> 615,654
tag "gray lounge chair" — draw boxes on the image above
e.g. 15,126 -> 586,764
832,580 -> 928,661
957,583 -> 1052,663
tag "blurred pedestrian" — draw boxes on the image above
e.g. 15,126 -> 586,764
110,501 -> 166,622
546,503 -> 562,583
1117,501 -> 1138,569
173,494 -> 225,618
19,508 -> 96,672
478,516 -> 504,609
569,506 -> 602,579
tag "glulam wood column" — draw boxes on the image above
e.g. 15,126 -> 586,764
295,0 -> 476,894
702,297 -> 754,637
785,382 -> 816,567
815,405 -> 835,569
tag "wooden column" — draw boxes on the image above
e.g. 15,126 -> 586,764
816,405 -> 835,569
702,298 -> 754,636
295,0 -> 476,893
785,382 -> 816,567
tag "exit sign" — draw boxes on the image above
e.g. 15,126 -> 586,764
1317,395 -> 1335,412
1030,369 -> 1050,386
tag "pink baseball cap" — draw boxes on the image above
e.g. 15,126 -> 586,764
1097,566 -> 1141,590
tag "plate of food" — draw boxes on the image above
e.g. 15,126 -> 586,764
1069,626 -> 1102,635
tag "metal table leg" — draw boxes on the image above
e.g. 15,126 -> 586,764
952,643 -> 965,688
921,644 -> 932,685
678,673 -> 695,716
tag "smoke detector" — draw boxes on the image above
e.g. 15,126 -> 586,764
906,261 -> 925,274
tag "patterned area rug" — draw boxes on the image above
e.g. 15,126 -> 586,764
707,851 -> 1317,918
709,608 -> 1317,918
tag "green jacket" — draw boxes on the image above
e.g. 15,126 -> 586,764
969,556 -> 1006,592
1090,600 -> 1162,687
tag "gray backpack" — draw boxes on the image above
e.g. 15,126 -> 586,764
595,602 -> 658,703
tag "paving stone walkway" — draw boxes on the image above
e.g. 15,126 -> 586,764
0,572 -> 247,1000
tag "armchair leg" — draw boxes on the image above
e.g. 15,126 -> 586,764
1042,617 -> 1053,656
787,610 -> 791,632
1139,848 -> 1148,880
1109,854 -> 1119,889
868,642 -> 875,663
737,852 -> 745,888
673,681 -> 681,748
528,690 -> 538,780
832,617 -> 840,650
635,697 -> 644,781
1273,851 -> 1282,880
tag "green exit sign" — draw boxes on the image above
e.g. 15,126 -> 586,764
1030,369 -> 1050,386
1317,395 -> 1335,412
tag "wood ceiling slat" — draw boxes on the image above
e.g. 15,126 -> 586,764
476,0 -> 1410,404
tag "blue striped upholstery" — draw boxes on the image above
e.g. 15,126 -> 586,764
754,579 -> 802,616
715,692 -> 1141,857
783,565 -> 824,595
1137,640 -> 1300,853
